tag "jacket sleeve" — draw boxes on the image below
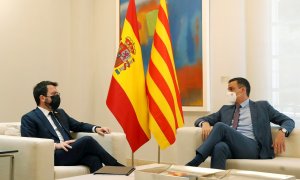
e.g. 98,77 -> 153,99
58,109 -> 95,133
264,101 -> 295,136
194,109 -> 222,127
21,114 -> 38,137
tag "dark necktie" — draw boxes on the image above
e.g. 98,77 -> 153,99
49,112 -> 70,141
232,104 -> 240,129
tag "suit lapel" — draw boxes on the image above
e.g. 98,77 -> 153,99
34,108 -> 59,139
224,105 -> 236,125
249,100 -> 258,136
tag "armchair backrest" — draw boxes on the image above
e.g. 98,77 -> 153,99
0,122 -> 21,136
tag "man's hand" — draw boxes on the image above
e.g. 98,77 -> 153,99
55,140 -> 76,152
201,122 -> 212,140
273,131 -> 286,155
96,127 -> 111,136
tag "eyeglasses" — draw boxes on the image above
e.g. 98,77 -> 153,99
45,92 -> 60,97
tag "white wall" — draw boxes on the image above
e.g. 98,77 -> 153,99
0,0 -> 97,122
245,0 -> 272,101
0,0 -> 270,163
0,0 -> 72,121
93,0 -> 122,131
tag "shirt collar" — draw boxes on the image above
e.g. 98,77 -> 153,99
240,98 -> 250,108
37,106 -> 51,117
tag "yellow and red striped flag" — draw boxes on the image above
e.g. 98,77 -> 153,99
106,0 -> 150,152
146,0 -> 184,149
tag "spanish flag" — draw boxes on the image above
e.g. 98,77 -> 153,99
106,0 -> 150,152
146,0 -> 184,149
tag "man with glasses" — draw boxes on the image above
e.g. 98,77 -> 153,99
186,77 -> 295,169
21,81 -> 124,173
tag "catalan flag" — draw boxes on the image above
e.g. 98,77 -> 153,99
146,0 -> 184,149
106,0 -> 150,152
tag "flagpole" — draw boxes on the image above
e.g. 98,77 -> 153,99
158,145 -> 160,164
131,151 -> 135,167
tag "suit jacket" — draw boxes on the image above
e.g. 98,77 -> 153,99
21,107 -> 95,143
194,100 -> 295,159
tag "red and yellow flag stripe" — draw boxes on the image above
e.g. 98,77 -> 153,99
146,0 -> 184,149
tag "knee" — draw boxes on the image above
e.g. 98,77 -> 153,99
81,136 -> 94,140
213,122 -> 227,130
78,136 -> 96,144
213,122 -> 231,132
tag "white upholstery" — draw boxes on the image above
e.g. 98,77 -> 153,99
173,127 -> 300,178
0,122 -> 20,136
0,122 -> 129,180
54,166 -> 89,179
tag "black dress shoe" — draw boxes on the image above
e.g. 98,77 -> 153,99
185,154 -> 203,167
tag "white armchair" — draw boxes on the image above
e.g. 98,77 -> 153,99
0,122 -> 129,180
173,127 -> 300,178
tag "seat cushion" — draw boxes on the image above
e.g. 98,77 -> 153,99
54,166 -> 90,179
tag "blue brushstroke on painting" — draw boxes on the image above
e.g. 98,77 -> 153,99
120,0 -> 127,4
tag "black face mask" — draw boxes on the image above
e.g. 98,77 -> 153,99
49,95 -> 61,110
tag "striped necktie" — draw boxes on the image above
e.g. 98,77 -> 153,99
49,112 -> 70,141
232,104 -> 240,129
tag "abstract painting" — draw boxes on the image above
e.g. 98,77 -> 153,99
119,0 -> 210,111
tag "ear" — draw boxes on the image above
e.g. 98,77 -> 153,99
39,95 -> 46,103
241,86 -> 247,94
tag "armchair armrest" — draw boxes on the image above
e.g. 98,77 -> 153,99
72,132 -> 129,165
0,135 -> 54,180
175,127 -> 203,165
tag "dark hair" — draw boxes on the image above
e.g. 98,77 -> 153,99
33,81 -> 58,105
228,77 -> 251,96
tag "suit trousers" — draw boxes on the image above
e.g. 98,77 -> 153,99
54,136 -> 118,172
196,122 -> 259,169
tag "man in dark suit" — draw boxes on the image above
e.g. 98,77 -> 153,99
186,77 -> 295,169
21,81 -> 124,173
